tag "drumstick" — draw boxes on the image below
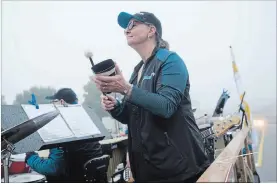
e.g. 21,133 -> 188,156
84,51 -> 94,66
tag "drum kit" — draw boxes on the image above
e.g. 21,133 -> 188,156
1,173 -> 46,183
1,110 -> 60,183
2,153 -> 30,174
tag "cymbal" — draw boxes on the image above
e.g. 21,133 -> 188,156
1,110 -> 60,151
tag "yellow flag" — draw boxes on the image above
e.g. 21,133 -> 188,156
230,46 -> 265,167
230,46 -> 252,127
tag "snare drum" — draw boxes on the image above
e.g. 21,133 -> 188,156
1,154 -> 30,178
9,154 -> 31,174
1,173 -> 46,183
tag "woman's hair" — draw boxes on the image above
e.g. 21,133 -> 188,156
156,35 -> 170,50
158,39 -> 169,49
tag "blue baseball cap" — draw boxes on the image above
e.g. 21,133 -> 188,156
117,11 -> 162,37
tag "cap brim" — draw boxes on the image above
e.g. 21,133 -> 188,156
117,12 -> 144,29
45,95 -> 56,100
117,12 -> 134,29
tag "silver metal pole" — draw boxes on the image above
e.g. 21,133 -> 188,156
3,152 -> 11,183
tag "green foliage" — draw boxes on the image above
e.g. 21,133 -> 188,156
13,86 -> 57,105
82,76 -> 110,119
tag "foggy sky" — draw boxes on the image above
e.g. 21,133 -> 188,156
1,1 -> 276,115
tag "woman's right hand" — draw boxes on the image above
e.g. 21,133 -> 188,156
100,94 -> 117,111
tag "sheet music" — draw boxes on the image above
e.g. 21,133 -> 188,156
56,104 -> 101,137
21,104 -> 74,142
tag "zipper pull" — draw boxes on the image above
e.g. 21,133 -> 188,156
164,132 -> 170,145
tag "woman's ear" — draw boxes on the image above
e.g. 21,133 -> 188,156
148,26 -> 157,38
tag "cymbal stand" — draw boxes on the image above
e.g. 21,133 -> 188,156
1,138 -> 15,183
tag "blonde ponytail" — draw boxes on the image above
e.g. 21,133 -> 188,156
158,39 -> 169,49
156,36 -> 169,50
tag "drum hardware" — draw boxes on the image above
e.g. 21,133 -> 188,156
2,139 -> 15,183
1,110 -> 59,183
1,173 -> 46,183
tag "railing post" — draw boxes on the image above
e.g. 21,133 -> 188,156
236,150 -> 247,182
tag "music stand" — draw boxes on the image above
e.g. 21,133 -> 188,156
16,104 -> 105,152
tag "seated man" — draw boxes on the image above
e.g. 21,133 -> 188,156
25,88 -> 103,182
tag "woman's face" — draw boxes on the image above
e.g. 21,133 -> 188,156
124,19 -> 153,46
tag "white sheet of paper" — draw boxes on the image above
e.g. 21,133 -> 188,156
21,104 -> 74,142
56,104 -> 101,137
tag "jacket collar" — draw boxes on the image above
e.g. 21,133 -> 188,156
134,46 -> 160,73
130,46 -> 160,84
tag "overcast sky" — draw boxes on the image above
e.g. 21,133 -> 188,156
1,1 -> 276,115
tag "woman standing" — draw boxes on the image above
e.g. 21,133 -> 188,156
93,11 -> 210,182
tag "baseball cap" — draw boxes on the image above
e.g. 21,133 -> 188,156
117,11 -> 162,37
45,88 -> 78,104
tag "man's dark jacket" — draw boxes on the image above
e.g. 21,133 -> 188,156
110,48 -> 210,182
26,142 -> 102,183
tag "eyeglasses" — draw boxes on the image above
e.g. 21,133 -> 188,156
126,20 -> 152,30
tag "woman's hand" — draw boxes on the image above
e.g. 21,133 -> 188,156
100,94 -> 117,111
92,64 -> 132,95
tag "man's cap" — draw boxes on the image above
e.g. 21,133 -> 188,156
45,88 -> 77,104
117,11 -> 162,37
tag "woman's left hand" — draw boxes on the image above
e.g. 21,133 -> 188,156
92,64 -> 132,95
